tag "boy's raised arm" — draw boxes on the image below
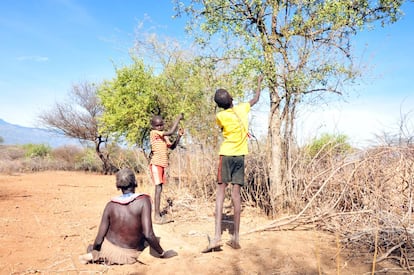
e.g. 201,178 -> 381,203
249,75 -> 263,107
164,113 -> 184,136
169,128 -> 184,150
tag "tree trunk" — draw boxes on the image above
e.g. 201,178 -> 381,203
95,138 -> 118,175
266,91 -> 284,217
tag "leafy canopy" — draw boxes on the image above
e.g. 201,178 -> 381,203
176,0 -> 404,101
98,54 -> 220,148
98,58 -> 158,147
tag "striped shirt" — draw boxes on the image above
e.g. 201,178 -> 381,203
150,130 -> 172,167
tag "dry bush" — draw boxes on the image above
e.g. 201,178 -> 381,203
111,147 -> 147,173
244,153 -> 271,213
52,145 -> 82,163
167,144 -> 217,200
333,146 -> 414,271
0,145 -> 25,174
0,145 -> 25,161
51,145 -> 83,170
21,157 -> 54,172
255,144 -> 414,271
0,144 -> 103,173
73,147 -> 102,172
0,159 -> 24,174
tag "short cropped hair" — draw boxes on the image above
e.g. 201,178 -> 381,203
151,115 -> 163,127
214,89 -> 232,109
116,168 -> 137,189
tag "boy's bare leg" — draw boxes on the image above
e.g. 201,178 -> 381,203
212,183 -> 226,245
202,182 -> 226,252
227,184 -> 241,249
153,184 -> 174,224
154,184 -> 162,218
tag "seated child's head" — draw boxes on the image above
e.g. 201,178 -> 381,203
116,168 -> 137,190
214,89 -> 233,109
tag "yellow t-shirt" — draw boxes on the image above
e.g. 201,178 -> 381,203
150,130 -> 172,167
216,102 -> 250,156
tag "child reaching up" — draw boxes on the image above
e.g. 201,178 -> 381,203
149,113 -> 184,224
203,75 -> 263,252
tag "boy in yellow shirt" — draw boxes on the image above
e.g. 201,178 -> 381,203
203,76 -> 263,252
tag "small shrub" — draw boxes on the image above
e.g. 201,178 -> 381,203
52,145 -> 82,163
23,157 -> 53,172
305,133 -> 352,158
49,145 -> 83,171
23,144 -> 52,158
0,145 -> 25,161
111,148 -> 145,173
0,159 -> 24,174
75,147 -> 101,172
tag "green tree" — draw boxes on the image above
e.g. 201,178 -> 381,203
0,136 -> 4,144
99,35 -> 222,151
98,58 -> 158,148
175,0 -> 405,214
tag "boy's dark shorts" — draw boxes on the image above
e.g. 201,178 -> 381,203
217,155 -> 245,186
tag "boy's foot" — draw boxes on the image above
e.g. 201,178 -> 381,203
201,243 -> 222,253
226,240 -> 241,249
201,236 -> 222,253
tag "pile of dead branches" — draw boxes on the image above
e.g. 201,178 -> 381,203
249,145 -> 414,270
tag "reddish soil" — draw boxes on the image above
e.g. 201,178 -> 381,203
0,171 -> 395,274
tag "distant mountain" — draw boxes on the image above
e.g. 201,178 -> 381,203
0,119 -> 80,148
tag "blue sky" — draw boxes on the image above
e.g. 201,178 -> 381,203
1,0 -> 413,147
0,0 -> 186,126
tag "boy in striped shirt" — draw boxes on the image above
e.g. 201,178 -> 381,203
149,113 -> 184,224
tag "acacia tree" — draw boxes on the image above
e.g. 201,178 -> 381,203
175,0 -> 405,214
38,81 -> 118,174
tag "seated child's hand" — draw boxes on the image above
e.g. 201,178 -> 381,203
161,249 -> 178,258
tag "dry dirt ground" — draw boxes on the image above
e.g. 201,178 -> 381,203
0,171 -> 401,274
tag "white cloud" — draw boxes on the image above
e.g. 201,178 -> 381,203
17,56 -> 49,62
